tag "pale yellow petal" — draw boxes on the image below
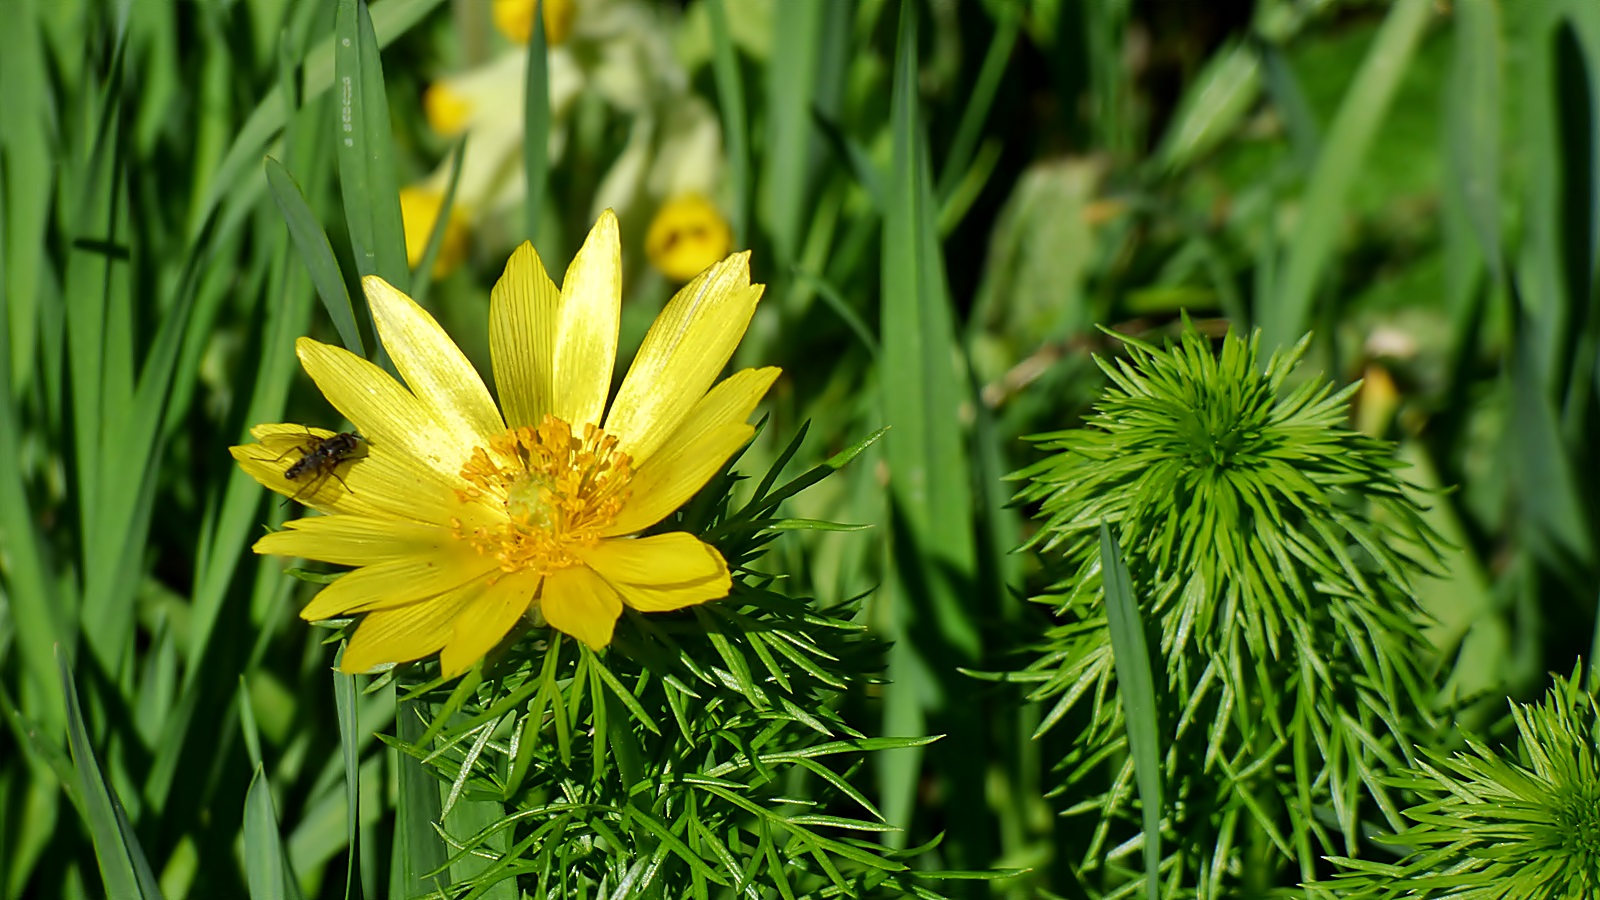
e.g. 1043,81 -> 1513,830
300,545 -> 496,620
603,423 -> 753,537
577,533 -> 731,612
551,210 -> 621,429
489,242 -> 560,429
254,515 -> 455,566
339,580 -> 485,673
439,569 -> 542,676
233,425 -> 497,525
658,367 -> 780,454
604,253 -> 763,465
363,275 -> 506,450
296,338 -> 478,489
539,565 -> 622,650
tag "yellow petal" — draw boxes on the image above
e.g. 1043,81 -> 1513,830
399,186 -> 470,279
552,210 -> 621,430
254,516 -> 456,566
578,533 -> 731,612
605,253 -> 763,465
439,569 -> 542,676
296,338 -> 477,490
661,367 -> 780,452
603,422 -> 752,537
539,565 -> 622,650
300,545 -> 497,620
489,242 -> 560,429
339,580 -> 485,673
364,276 -> 506,453
233,430 -> 494,526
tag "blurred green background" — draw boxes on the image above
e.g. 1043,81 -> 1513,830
2,0 -> 1597,896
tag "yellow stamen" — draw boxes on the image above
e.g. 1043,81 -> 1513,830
455,415 -> 634,575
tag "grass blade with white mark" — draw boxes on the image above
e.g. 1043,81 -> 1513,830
334,0 -> 409,292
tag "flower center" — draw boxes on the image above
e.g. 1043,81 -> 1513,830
454,415 -> 633,575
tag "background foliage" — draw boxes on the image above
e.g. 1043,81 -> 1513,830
2,0 -> 1599,897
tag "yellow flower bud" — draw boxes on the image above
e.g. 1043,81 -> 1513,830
645,194 -> 733,283
493,0 -> 576,47
399,186 -> 471,279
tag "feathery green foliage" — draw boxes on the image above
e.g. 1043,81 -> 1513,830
1315,666 -> 1600,899
1011,325 -> 1446,894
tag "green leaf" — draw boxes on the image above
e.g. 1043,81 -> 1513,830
1258,0 -> 1434,348
244,764 -> 305,900
1445,0 -> 1503,283
191,0 -> 447,242
1099,525 -> 1161,900
936,9 -> 1019,199
408,135 -> 467,310
707,0 -> 750,245
391,696 -> 446,899
60,649 -> 164,900
265,157 -> 366,356
877,0 -> 982,845
334,0 -> 409,293
1154,38 -> 1260,173
333,659 -> 362,900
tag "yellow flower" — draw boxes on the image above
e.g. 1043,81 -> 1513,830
645,194 -> 733,282
494,0 -> 577,46
398,186 -> 471,278
230,210 -> 778,674
422,82 -> 473,138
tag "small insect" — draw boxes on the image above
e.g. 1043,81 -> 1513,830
275,429 -> 364,505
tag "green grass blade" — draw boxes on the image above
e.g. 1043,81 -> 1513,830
881,0 -> 981,661
1258,0 -> 1433,348
877,0 -> 982,851
1445,0 -> 1503,283
936,10 -> 1019,199
522,0 -> 550,243
333,659 -> 361,900
60,649 -> 164,900
1510,320 -> 1592,560
409,135 -> 467,309
0,0 -> 52,398
391,697 -> 446,899
707,0 -> 750,246
1099,525 -> 1161,900
244,763 -> 306,900
0,296 -> 68,732
759,0 -> 827,264
265,156 -> 366,355
239,677 -> 264,770
334,0 -> 409,292
1153,38 -> 1260,174
192,0 -> 447,242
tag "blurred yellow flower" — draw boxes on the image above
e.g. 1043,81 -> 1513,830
405,0 -> 724,271
422,82 -> 472,138
399,186 -> 470,278
645,194 -> 732,282
230,211 -> 778,673
494,0 -> 577,46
